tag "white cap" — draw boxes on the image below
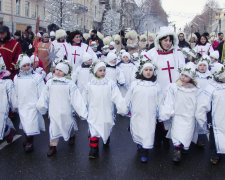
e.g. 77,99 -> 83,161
181,63 -> 197,79
140,62 -> 155,74
105,52 -> 117,65
109,41 -> 115,47
94,61 -> 106,74
82,52 -> 92,63
19,55 -> 32,68
55,62 -> 69,74
50,31 -> 56,37
210,50 -> 219,60
56,29 -> 67,40
122,52 -> 130,59
30,55 -> 39,63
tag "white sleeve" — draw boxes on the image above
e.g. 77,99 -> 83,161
87,47 -> 98,61
6,80 -> 17,111
69,83 -> 88,119
195,88 -> 212,129
156,85 -> 163,118
36,81 -> 50,115
177,50 -> 185,68
71,67 -> 80,83
159,85 -> 176,121
111,82 -> 128,115
36,76 -> 46,98
124,84 -> 134,113
116,67 -> 125,85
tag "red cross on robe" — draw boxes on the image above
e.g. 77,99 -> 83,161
200,49 -> 205,56
162,61 -> 174,83
72,50 -> 80,64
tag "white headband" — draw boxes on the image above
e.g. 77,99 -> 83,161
140,63 -> 155,74
55,63 -> 69,74
19,55 -> 31,68
94,62 -> 106,74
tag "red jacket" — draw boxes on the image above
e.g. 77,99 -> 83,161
0,39 -> 22,79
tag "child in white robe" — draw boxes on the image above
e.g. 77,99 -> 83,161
30,55 -> 47,80
131,52 -> 140,68
195,56 -> 212,147
0,61 -> 16,143
196,63 -> 225,165
37,60 -> 87,157
194,35 -> 214,56
209,50 -> 221,73
125,60 -> 161,163
72,52 -> 93,94
14,54 -> 46,153
104,52 -> 125,85
83,60 -> 127,159
117,52 -> 137,97
159,63 -> 199,163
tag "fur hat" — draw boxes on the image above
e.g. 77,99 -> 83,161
210,50 -> 219,60
50,31 -> 56,37
56,29 -> 67,40
188,33 -> 197,41
125,30 -> 138,40
83,33 -> 90,40
43,33 -> 49,38
122,52 -> 131,59
140,34 -> 147,41
103,36 -> 113,45
55,60 -> 70,74
113,34 -> 121,42
154,26 -> 178,51
82,52 -> 92,63
97,32 -> 104,40
144,32 -> 156,41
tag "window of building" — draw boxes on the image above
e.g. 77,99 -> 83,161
35,5 -> 39,18
16,0 -> 21,15
25,1 -> 30,17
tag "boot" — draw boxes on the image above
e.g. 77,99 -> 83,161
6,128 -> 15,143
139,148 -> 148,163
103,137 -> 110,148
172,147 -> 182,163
47,146 -> 57,157
24,136 -> 34,153
68,135 -> 75,146
89,137 -> 99,159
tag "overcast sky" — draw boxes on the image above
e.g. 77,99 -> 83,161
161,0 -> 224,30
135,0 -> 224,30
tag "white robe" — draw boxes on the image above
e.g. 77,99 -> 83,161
0,79 -> 16,140
117,62 -> 137,96
125,80 -> 162,149
14,72 -> 45,136
196,81 -> 225,154
160,83 -> 199,149
72,66 -> 93,94
37,77 -> 87,141
83,77 -> 127,144
105,66 -> 125,85
194,43 -> 214,56
51,40 -> 69,65
67,43 -> 97,71
146,47 -> 185,92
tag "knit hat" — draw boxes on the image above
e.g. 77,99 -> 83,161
211,63 -> 225,81
136,60 -> 157,76
105,52 -> 117,66
56,29 -> 67,40
55,60 -> 71,75
180,63 -> 197,80
119,49 -> 126,56
113,34 -> 121,42
82,52 -> 92,63
90,61 -> 106,74
210,50 -> 219,60
50,31 -> 56,37
17,54 -> 32,69
197,56 -> 210,70
101,45 -> 110,53
122,52 -> 130,59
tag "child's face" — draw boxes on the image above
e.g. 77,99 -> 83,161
210,57 -> 217,63
109,45 -> 114,50
188,56 -> 194,61
55,69 -> 65,78
92,47 -> 97,52
142,67 -> 154,79
115,40 -> 119,44
122,56 -> 129,63
200,36 -> 206,44
84,59 -> 92,65
96,67 -> 106,78
180,74 -> 191,84
21,63 -> 31,72
110,59 -> 117,65
198,64 -> 207,73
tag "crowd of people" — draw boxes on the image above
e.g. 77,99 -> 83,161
0,24 -> 225,165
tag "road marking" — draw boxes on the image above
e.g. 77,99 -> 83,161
0,135 -> 22,150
